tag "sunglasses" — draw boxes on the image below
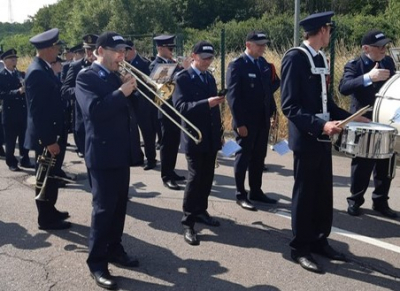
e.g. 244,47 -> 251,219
166,47 -> 174,52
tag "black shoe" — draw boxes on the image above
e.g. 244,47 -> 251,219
143,160 -> 157,171
77,152 -> 84,158
263,166 -> 269,172
57,180 -> 67,188
9,165 -> 21,172
20,161 -> 35,169
172,173 -> 186,181
312,245 -> 347,261
291,252 -> 323,274
90,270 -> 118,290
373,205 -> 398,219
109,252 -> 139,268
0,148 -> 5,157
38,220 -> 71,230
55,210 -> 70,221
163,180 -> 180,190
236,199 -> 257,211
196,212 -> 220,227
347,205 -> 361,216
184,228 -> 199,246
249,193 -> 277,204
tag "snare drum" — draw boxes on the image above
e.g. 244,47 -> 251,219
338,122 -> 397,159
373,73 -> 400,152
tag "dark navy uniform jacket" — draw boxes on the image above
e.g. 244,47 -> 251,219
226,54 -> 279,130
0,69 -> 26,125
339,53 -> 395,119
172,67 -> 222,153
61,58 -> 92,130
24,57 -> 64,151
281,45 -> 350,153
75,63 -> 142,169
60,61 -> 71,83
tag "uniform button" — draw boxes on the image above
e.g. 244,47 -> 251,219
53,122 -> 57,125
102,141 -> 106,144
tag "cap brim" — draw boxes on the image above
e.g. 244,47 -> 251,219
82,44 -> 96,49
199,53 -> 214,59
111,44 -> 130,50
54,40 -> 65,46
371,38 -> 391,47
249,39 -> 269,45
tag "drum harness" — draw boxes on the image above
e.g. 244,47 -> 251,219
285,47 -> 331,142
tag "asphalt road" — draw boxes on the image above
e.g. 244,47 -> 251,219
0,138 -> 399,291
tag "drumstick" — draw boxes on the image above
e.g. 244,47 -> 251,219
337,105 -> 371,128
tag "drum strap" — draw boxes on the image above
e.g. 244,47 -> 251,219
284,47 -> 330,120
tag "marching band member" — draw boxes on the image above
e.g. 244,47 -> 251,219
25,28 -> 71,230
75,31 -> 141,290
281,12 -> 351,273
173,41 -> 224,245
125,40 -> 157,170
61,34 -> 98,158
150,35 -> 187,190
0,48 -> 34,171
339,29 -> 397,218
226,31 -> 279,211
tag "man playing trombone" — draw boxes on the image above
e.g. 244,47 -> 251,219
75,31 -> 142,290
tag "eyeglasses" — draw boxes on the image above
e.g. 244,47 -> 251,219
200,56 -> 214,61
166,47 -> 174,52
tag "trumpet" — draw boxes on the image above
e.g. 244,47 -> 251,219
35,148 -> 57,201
119,61 -> 203,144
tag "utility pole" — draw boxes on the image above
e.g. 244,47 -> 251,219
8,0 -> 13,23
294,0 -> 300,46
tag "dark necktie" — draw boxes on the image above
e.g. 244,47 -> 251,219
200,72 -> 207,84
254,58 -> 259,70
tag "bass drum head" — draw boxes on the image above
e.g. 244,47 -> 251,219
373,73 -> 400,152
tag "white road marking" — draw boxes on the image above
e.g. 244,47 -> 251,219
276,211 -> 400,254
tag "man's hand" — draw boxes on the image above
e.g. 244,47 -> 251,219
323,121 -> 343,136
208,96 -> 225,108
119,77 -> 137,97
47,143 -> 60,157
369,62 -> 390,82
237,125 -> 248,137
19,86 -> 25,94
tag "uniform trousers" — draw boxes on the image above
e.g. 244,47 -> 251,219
234,121 -> 268,198
290,147 -> 333,253
87,166 -> 130,273
181,151 -> 218,228
159,113 -> 180,182
4,120 -> 29,166
348,157 -> 392,208
136,96 -> 157,163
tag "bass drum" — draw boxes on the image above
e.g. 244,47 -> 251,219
373,73 -> 400,153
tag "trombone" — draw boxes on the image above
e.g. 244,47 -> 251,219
119,61 -> 202,144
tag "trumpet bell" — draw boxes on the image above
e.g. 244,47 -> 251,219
156,82 -> 175,105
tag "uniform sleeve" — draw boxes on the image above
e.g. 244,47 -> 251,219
226,60 -> 246,128
338,61 -> 365,96
61,63 -> 78,101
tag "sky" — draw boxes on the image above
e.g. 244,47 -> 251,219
0,0 -> 59,23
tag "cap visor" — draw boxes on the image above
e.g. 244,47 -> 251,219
113,44 -> 130,50
372,38 -> 391,47
251,39 -> 269,45
82,44 -> 96,49
199,53 -> 214,59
